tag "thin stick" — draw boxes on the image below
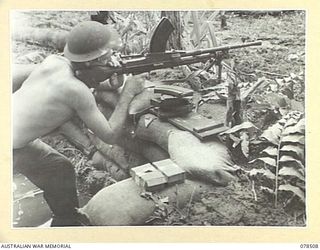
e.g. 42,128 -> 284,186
251,180 -> 257,201
275,136 -> 282,208
255,69 -> 289,77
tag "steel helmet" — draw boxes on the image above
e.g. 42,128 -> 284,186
64,21 -> 121,62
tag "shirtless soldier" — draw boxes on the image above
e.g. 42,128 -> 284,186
13,21 -> 144,226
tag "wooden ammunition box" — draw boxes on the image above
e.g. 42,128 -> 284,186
130,163 -> 155,184
152,159 -> 186,184
167,112 -> 228,140
140,171 -> 167,192
130,164 -> 167,192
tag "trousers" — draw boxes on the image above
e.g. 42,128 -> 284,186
13,139 -> 80,226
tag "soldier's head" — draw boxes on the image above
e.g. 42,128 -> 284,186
64,21 -> 120,68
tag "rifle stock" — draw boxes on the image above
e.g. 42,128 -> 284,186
75,41 -> 262,85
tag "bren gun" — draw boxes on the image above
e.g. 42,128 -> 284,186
75,17 -> 262,85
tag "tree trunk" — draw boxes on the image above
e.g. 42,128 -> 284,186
160,11 -> 182,50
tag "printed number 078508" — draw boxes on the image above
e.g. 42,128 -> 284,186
300,244 -> 319,248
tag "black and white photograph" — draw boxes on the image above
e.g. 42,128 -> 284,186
11,10 -> 306,228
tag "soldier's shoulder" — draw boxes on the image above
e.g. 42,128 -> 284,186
64,74 -> 91,94
43,54 -> 71,67
37,54 -> 74,80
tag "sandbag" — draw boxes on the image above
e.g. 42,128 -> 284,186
168,131 -> 237,186
12,27 -> 68,51
128,80 -> 162,116
135,114 -> 237,185
128,87 -> 155,115
79,178 -> 211,226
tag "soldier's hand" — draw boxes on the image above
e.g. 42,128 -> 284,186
123,75 -> 145,98
109,73 -> 124,89
107,53 -> 122,67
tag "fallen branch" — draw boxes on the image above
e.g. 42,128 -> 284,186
241,77 -> 266,101
255,69 -> 289,77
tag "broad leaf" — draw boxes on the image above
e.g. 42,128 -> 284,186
275,78 -> 284,85
291,111 -> 303,119
284,77 -> 292,83
250,139 -> 264,145
280,144 -> 304,160
294,118 -> 305,134
290,114 -> 303,122
261,146 -> 278,157
250,157 -> 276,167
261,123 -> 283,145
280,161 -> 305,176
285,117 -> 298,128
221,121 -> 257,135
260,129 -> 280,145
269,83 -> 278,92
279,166 -> 304,181
246,103 -> 271,111
260,186 -> 275,194
278,118 -> 287,126
278,184 -> 305,202
240,131 -> 249,158
279,155 -> 304,169
290,73 -> 298,79
283,125 -> 304,135
229,134 -> 241,148
249,168 -> 276,179
295,181 -> 306,191
281,134 -> 305,145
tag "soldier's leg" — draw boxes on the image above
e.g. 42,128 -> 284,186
13,139 -> 81,226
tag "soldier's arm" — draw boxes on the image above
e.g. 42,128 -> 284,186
69,81 -> 134,144
96,73 -> 125,91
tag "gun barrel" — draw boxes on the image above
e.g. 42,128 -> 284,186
184,41 -> 262,56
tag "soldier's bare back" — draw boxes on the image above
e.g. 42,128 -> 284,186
13,55 -> 90,148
